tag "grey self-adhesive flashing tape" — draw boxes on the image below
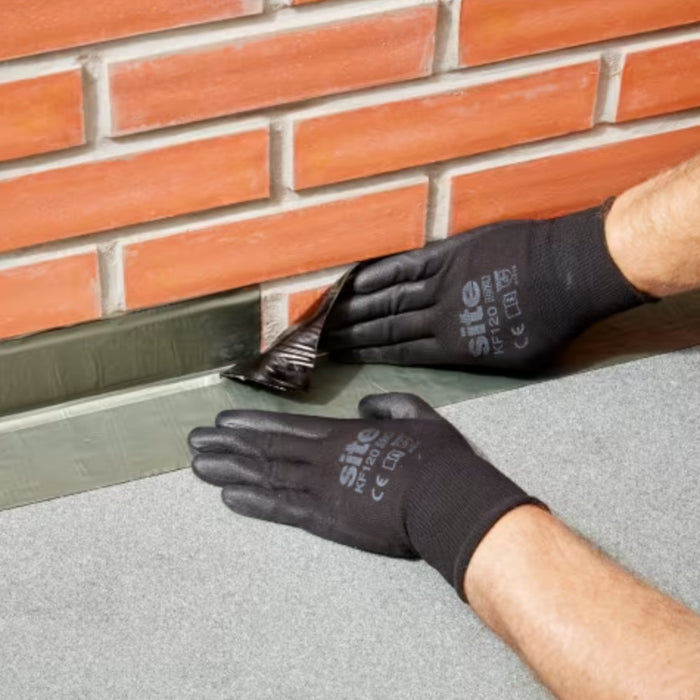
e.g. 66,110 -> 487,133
0,287 -> 260,417
0,363 -> 528,511
0,290 -> 699,512
556,289 -> 700,371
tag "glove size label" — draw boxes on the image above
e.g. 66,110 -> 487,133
459,265 -> 530,358
338,430 -> 419,503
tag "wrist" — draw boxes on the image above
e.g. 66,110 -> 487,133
605,191 -> 663,298
605,159 -> 700,298
463,505 -> 555,637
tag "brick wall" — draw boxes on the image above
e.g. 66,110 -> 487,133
0,0 -> 699,346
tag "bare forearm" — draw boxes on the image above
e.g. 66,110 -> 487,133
465,506 -> 700,699
606,151 -> 700,297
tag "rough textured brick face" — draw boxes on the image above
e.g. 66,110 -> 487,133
123,183 -> 427,310
294,61 -> 599,189
0,130 -> 268,254
449,126 -> 700,233
0,0 -> 262,60
460,0 -> 700,66
0,253 -> 100,340
109,6 -> 437,135
617,39 -> 700,123
0,71 -> 84,163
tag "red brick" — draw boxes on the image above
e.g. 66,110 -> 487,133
109,6 -> 437,135
123,182 -> 428,310
0,253 -> 100,340
617,39 -> 700,122
294,61 -> 599,190
288,286 -> 330,325
449,125 -> 700,233
460,0 -> 700,66
0,130 -> 268,254
0,0 -> 262,61
0,71 -> 84,163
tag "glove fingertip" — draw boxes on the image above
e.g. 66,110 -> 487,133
191,452 -> 223,485
350,268 -> 383,295
221,485 -> 264,518
357,392 -> 406,419
215,410 -> 246,428
358,393 -> 438,420
187,427 -> 210,453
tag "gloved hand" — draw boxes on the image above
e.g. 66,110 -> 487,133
325,205 -> 649,373
189,393 -> 543,598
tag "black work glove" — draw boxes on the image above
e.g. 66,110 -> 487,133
189,393 -> 543,598
325,205 -> 648,373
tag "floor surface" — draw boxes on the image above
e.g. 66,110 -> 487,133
1,347 -> 698,699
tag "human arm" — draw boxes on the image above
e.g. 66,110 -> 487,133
466,505 -> 700,699
325,151 -> 700,373
606,151 -> 700,298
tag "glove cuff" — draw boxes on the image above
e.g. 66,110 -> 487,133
407,455 -> 545,602
546,205 -> 654,329
450,494 -> 547,601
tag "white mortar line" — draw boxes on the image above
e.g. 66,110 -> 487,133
595,50 -> 625,124
264,0 -> 290,11
78,57 -> 99,145
98,242 -> 126,315
278,116 -> 298,197
438,110 -> 700,178
269,117 -> 300,204
433,0 -> 462,73
0,242 -> 98,272
426,170 -> 452,241
0,56 -> 83,83
110,174 -> 429,247
611,22 -> 700,54
0,116 -> 269,181
260,291 -> 289,350
288,52 -> 603,122
99,0 -> 437,64
93,54 -> 113,140
263,264 -> 351,295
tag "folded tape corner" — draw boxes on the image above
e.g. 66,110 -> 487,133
221,267 -> 357,393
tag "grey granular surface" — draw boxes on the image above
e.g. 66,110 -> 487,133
1,348 -> 698,699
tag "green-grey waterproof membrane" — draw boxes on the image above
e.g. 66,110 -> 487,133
0,290 -> 699,511
0,286 -> 260,417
